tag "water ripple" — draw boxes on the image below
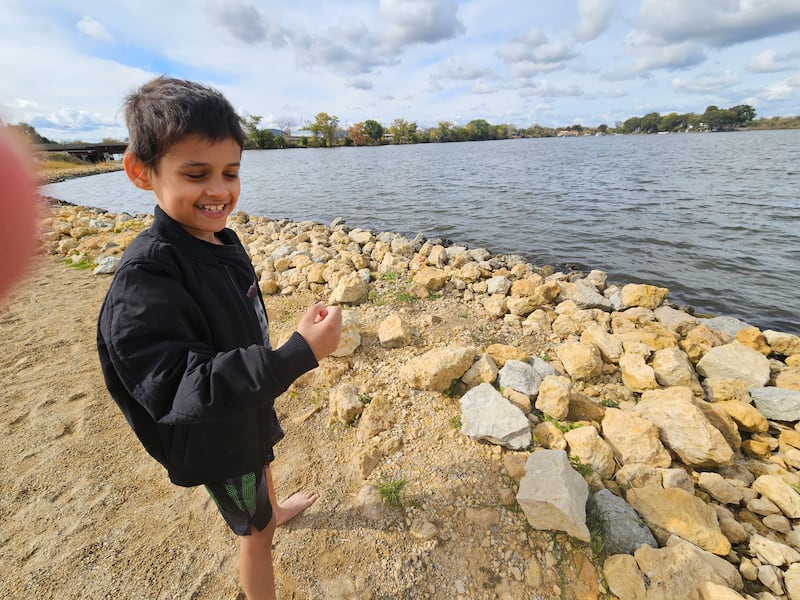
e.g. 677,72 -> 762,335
42,131 -> 800,334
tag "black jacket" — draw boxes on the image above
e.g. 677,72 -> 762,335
97,206 -> 318,486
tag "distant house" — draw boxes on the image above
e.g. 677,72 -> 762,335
286,129 -> 319,144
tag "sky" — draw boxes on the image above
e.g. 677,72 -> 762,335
2,0 -> 799,142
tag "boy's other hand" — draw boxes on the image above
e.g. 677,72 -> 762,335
0,128 -> 39,304
297,302 -> 342,361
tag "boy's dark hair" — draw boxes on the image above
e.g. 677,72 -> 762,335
124,76 -> 245,167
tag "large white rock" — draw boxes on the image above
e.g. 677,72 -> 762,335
534,375 -> 572,420
619,353 -> 659,392
516,449 -> 590,541
697,472 -> 743,505
497,359 -> 542,398
696,342 -> 771,386
651,346 -> 701,391
557,281 -> 613,310
626,486 -> 731,555
655,305 -> 699,336
749,533 -> 800,567
785,563 -> 800,600
580,323 -> 623,363
459,383 -> 532,450
564,425 -> 616,480
329,271 -> 370,304
750,386 -> 800,421
328,384 -> 364,425
752,475 -> 800,519
612,537 -> 744,600
331,310 -> 361,357
633,391 -> 734,467
377,313 -> 411,348
556,340 -> 603,380
764,330 -> 800,356
461,353 -> 498,386
400,346 -> 476,392
620,283 -> 669,310
601,408 -> 672,468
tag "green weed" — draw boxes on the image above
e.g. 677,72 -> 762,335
569,456 -> 594,477
65,258 -> 94,270
443,379 -> 466,399
542,413 -> 583,433
375,478 -> 407,508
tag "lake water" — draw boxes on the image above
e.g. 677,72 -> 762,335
42,130 -> 800,335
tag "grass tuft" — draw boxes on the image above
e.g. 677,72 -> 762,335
375,478 -> 407,508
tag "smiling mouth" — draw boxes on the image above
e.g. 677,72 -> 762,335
197,204 -> 226,212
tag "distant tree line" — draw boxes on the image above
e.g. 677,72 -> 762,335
242,104 -> 772,149
11,122 -> 54,144
8,102 -> 797,153
619,104 -> 757,134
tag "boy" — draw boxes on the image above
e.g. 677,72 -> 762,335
97,76 -> 342,600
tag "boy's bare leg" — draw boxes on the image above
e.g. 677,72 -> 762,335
265,465 -> 319,526
238,513 -> 276,600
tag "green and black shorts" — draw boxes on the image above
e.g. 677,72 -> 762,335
205,468 -> 272,536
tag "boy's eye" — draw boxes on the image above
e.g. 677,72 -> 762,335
224,171 -> 239,180
186,172 -> 206,181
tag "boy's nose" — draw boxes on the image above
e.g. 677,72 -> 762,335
205,177 -> 229,198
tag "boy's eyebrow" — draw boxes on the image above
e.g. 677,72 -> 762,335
179,160 -> 241,168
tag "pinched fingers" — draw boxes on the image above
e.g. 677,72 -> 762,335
297,303 -> 342,361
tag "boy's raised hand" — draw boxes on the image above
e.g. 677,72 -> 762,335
296,302 -> 342,361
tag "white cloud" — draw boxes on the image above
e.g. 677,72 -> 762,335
76,16 -> 114,43
637,0 -> 800,48
762,81 -> 794,101
437,59 -> 497,81
632,41 -> 706,72
672,71 -> 739,93
6,98 -> 38,110
759,76 -> 800,101
470,80 -> 496,95
497,28 -> 576,79
576,0 -> 612,42
210,1 -> 269,45
533,39 -> 576,64
379,0 -> 465,47
348,78 -> 373,90
509,61 -> 566,78
3,0 -> 799,138
519,80 -> 586,99
748,49 -> 799,74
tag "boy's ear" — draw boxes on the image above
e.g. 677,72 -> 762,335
123,153 -> 152,190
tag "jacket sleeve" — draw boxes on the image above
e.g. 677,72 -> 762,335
98,259 -> 318,425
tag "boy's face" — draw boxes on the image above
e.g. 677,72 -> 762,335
125,136 -> 242,243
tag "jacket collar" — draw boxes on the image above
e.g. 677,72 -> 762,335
150,205 -> 239,256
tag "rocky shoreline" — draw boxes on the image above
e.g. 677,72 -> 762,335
31,201 -> 800,598
36,161 -> 123,185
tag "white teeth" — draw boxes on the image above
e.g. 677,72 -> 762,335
198,204 -> 225,212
